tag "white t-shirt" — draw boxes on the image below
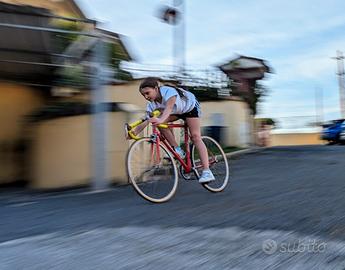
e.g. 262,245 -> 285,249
146,86 -> 197,115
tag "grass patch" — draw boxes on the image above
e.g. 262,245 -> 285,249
222,146 -> 244,153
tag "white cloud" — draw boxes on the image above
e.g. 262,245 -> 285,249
268,36 -> 345,87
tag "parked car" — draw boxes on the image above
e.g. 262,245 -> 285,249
339,122 -> 345,144
321,119 -> 345,144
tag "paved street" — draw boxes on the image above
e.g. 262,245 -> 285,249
1,145 -> 345,269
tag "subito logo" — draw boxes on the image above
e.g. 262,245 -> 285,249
262,239 -> 278,255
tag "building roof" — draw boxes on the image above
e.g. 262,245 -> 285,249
0,1 -> 133,86
0,2 -> 56,85
218,55 -> 272,76
68,0 -> 87,19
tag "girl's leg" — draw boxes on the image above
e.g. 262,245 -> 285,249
159,115 -> 179,147
185,117 -> 209,170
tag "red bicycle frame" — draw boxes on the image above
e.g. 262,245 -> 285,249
151,123 -> 194,173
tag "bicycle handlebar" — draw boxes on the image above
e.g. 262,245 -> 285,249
125,110 -> 169,140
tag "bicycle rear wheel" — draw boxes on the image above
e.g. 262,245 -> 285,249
191,136 -> 229,192
126,137 -> 178,203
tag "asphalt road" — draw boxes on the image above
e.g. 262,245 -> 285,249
1,145 -> 345,269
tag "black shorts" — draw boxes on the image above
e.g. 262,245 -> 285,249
173,104 -> 200,120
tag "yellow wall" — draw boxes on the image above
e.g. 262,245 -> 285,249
269,132 -> 324,146
0,83 -> 44,184
0,79 -> 143,188
107,80 -> 146,111
107,112 -> 133,184
200,100 -> 253,147
0,83 -> 43,141
29,115 -> 92,189
29,111 -> 134,189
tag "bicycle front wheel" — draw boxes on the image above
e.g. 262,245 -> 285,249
126,138 -> 178,203
191,136 -> 229,192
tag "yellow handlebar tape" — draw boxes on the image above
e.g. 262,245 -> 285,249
152,110 -> 161,117
126,110 -> 168,140
157,123 -> 168,128
128,119 -> 144,129
127,119 -> 144,140
152,110 -> 168,128
128,130 -> 141,140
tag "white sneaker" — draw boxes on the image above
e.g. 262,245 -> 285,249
199,169 -> 215,183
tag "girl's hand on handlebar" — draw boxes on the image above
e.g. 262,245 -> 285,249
149,117 -> 163,126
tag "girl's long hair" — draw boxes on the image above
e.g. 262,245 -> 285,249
139,77 -> 186,99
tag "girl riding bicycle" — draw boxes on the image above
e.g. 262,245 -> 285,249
135,77 -> 215,183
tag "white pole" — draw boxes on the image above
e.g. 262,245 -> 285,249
172,0 -> 185,76
90,39 -> 109,190
335,50 -> 345,118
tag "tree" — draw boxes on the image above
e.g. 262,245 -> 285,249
249,82 -> 269,115
255,118 -> 277,128
53,20 -> 132,88
108,42 -> 133,81
231,80 -> 269,115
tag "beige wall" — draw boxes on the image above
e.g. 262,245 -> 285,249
200,100 -> 253,147
107,112 -> 133,184
269,132 -> 324,146
29,115 -> 92,189
0,83 -> 43,141
107,80 -> 146,111
0,83 -> 44,184
28,111 -> 134,189
0,79 -> 142,188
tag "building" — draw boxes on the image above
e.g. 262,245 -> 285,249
0,1 -> 133,187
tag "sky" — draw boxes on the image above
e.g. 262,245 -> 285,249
78,0 -> 345,129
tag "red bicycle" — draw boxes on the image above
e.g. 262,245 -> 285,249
125,111 -> 229,203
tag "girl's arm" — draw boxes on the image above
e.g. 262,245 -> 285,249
149,96 -> 176,125
132,120 -> 149,136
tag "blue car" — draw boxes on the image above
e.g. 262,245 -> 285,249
321,119 -> 345,144
339,122 -> 345,144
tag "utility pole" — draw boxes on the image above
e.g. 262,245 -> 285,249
160,0 -> 185,76
90,37 -> 109,191
332,50 -> 345,118
174,0 -> 185,75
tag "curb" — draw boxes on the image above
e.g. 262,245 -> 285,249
225,146 -> 267,158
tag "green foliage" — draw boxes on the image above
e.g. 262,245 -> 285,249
183,86 -> 220,101
52,20 -> 133,87
251,82 -> 268,115
56,64 -> 89,89
231,81 -> 269,115
108,42 -> 133,81
255,118 -> 277,127
52,20 -> 82,53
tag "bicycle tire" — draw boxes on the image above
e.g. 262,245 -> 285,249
191,136 -> 229,192
126,137 -> 178,203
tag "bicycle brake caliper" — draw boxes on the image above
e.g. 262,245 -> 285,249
150,134 -> 157,143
